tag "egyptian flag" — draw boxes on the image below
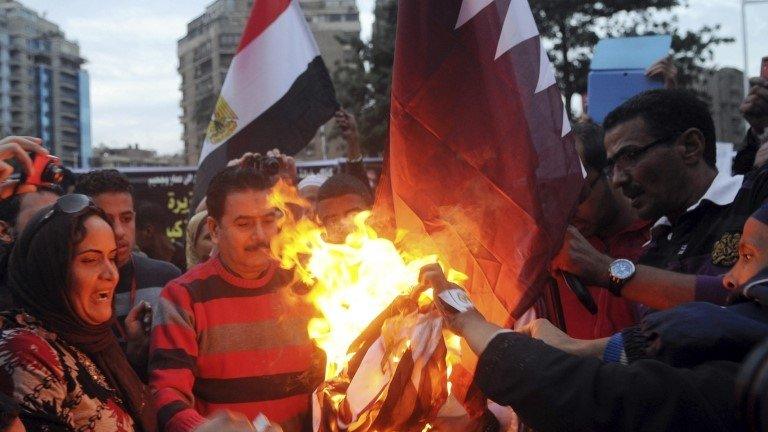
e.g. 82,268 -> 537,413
376,0 -> 584,327
193,0 -> 338,202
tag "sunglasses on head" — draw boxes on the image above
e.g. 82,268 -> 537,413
31,194 -> 98,234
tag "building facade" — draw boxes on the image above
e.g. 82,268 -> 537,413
0,0 -> 91,167
90,143 -> 186,168
177,0 -> 252,166
699,67 -> 746,146
179,0 -> 360,165
295,0 -> 360,161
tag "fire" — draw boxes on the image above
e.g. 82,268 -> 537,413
268,181 -> 465,383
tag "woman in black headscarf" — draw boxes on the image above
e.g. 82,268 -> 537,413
0,194 -> 155,431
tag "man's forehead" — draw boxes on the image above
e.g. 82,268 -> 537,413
223,189 -> 274,216
93,191 -> 134,211
317,193 -> 369,213
604,117 -> 652,155
744,218 -> 768,248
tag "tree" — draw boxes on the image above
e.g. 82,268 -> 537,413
530,1 -> 734,116
333,0 -> 732,153
331,0 -> 397,156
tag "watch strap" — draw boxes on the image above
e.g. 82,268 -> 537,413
608,276 -> 625,297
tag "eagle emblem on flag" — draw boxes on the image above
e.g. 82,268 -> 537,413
206,96 -> 238,145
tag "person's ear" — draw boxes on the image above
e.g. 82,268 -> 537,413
207,216 -> 220,245
678,128 -> 707,166
0,221 -> 13,243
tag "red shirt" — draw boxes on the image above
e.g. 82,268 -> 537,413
149,257 -> 324,432
559,219 -> 651,339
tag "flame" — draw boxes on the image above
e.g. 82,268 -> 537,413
269,181 -> 466,385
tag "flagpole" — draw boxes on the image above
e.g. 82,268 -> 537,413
742,0 -> 768,93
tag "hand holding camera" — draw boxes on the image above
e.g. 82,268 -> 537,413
0,136 -> 51,199
229,149 -> 297,185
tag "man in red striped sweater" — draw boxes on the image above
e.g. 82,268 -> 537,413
149,164 -> 325,432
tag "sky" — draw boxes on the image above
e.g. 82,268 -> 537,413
17,0 -> 768,155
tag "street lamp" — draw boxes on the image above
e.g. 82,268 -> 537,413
742,0 -> 768,91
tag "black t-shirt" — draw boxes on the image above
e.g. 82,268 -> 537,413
640,166 -> 768,276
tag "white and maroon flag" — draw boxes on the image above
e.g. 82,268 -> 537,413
376,0 -> 584,327
193,0 -> 338,201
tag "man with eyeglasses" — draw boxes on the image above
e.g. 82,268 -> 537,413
554,89 -> 768,314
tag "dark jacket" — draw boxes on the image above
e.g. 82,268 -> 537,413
475,333 -> 741,431
472,272 -> 768,431
621,269 -> 768,367
733,129 -> 762,176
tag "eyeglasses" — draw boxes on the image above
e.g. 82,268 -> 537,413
606,135 -> 678,173
34,194 -> 96,231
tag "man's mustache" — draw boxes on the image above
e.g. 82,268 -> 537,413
245,243 -> 270,251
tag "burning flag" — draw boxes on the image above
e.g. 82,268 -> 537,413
377,0 -> 584,326
268,184 -> 483,431
193,0 -> 338,203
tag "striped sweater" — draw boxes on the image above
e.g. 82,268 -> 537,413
149,257 -> 325,432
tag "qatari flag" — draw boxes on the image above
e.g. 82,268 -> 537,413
193,0 -> 338,202
378,0 -> 584,324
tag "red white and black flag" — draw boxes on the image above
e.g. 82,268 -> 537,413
193,0 -> 338,202
376,0 -> 584,326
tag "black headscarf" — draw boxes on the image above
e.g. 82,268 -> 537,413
7,201 -> 155,432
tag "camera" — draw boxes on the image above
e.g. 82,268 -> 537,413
260,156 -> 281,177
241,154 -> 281,177
25,154 -> 64,186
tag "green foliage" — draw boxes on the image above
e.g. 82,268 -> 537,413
332,0 -> 733,153
332,0 -> 397,155
530,0 -> 734,115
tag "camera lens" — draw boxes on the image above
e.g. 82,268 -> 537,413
41,164 -> 64,184
262,157 -> 281,177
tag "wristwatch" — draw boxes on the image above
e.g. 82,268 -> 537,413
608,258 -> 636,297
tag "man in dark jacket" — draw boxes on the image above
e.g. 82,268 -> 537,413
554,89 -> 768,314
431,203 -> 768,431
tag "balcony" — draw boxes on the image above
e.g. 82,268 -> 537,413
60,108 -> 79,119
60,89 -> 79,104
59,73 -> 79,90
60,122 -> 79,133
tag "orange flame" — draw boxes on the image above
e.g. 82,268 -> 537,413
269,181 -> 464,384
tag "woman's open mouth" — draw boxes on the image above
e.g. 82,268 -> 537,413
93,291 -> 112,303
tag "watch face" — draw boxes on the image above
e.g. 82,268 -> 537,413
610,259 -> 635,279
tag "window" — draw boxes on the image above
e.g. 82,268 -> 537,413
219,34 -> 240,47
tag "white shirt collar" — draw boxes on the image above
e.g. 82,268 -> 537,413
652,172 -> 744,229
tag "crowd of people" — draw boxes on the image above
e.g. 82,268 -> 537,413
0,67 -> 765,432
